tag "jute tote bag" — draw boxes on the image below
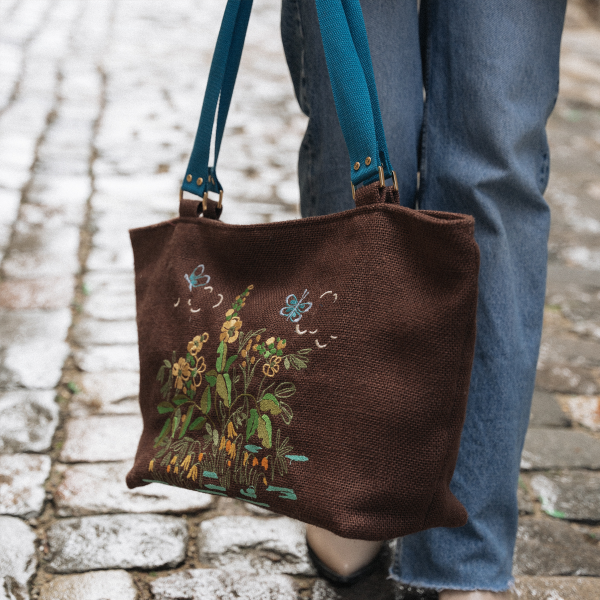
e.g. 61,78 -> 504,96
126,0 -> 480,541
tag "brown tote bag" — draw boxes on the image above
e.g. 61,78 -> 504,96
126,0 -> 480,541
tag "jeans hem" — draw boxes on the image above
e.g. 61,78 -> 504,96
387,566 -> 515,593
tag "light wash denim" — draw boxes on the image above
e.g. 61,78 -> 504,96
281,0 -> 566,592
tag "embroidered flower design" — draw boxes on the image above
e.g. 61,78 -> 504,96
172,358 -> 191,389
220,313 -> 243,343
263,355 -> 282,377
188,333 -> 209,356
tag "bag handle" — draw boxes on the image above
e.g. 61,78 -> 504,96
180,0 -> 396,208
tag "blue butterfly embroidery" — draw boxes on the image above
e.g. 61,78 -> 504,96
279,289 -> 312,322
184,264 -> 210,291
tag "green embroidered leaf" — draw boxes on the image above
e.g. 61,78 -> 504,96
284,357 -> 290,370
216,341 -> 227,372
164,360 -> 172,368
275,382 -> 296,399
257,414 -> 273,449
157,365 -> 167,383
189,416 -> 206,431
289,355 -> 308,370
260,393 -> 281,416
172,395 -> 188,406
178,406 -> 194,439
200,386 -> 211,414
297,348 -> 312,355
246,408 -> 259,440
154,417 -> 171,447
212,428 -> 219,446
224,355 -> 238,372
279,401 -> 293,425
206,423 -> 212,436
157,401 -> 174,414
223,373 -> 232,407
216,374 -> 228,403
171,408 -> 181,437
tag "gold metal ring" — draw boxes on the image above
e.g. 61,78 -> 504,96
203,190 -> 224,211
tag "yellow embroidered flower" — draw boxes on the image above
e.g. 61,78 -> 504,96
188,333 -> 208,356
220,316 -> 242,343
250,356 -> 255,364
266,337 -> 275,346
262,355 -> 282,377
241,361 -> 247,368
243,451 -> 249,466
241,349 -> 247,358
255,334 -> 260,342
181,455 -> 192,470
227,442 -> 236,460
227,422 -> 238,439
219,436 -> 227,451
187,464 -> 198,481
148,459 -> 154,472
276,339 -> 287,350
172,358 -> 191,389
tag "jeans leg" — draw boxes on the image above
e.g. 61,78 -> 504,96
392,0 -> 566,591
280,0 -> 423,215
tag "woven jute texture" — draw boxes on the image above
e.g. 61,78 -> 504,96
126,183 -> 480,540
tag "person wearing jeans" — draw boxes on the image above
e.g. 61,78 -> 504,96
280,0 -> 567,596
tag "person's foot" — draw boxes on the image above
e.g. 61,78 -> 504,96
439,590 -> 514,600
305,523 -> 385,579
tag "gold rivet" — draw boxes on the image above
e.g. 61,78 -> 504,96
196,177 -> 203,186
354,161 -> 360,171
186,174 -> 192,183
365,156 -> 371,166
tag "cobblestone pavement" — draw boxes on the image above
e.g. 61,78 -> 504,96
0,1 -> 599,599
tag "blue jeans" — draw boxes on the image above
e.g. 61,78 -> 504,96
281,0 -> 566,592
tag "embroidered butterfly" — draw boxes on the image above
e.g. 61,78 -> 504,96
184,264 -> 210,291
279,289 -> 312,323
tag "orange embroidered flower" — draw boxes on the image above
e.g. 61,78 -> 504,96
262,355 -> 282,377
261,457 -> 269,471
225,439 -> 232,453
172,358 -> 191,389
220,316 -> 242,343
252,457 -> 259,467
227,442 -> 236,460
243,451 -> 249,466
197,453 -> 204,463
228,460 -> 232,467
276,339 -> 287,350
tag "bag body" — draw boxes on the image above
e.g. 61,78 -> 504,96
126,0 -> 480,541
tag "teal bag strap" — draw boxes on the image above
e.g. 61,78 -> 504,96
181,0 -> 396,206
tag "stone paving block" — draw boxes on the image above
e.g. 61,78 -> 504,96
54,461 -> 212,516
529,390 -> 571,428
198,515 -> 316,576
82,271 -> 136,321
74,344 -> 139,373
70,371 -> 140,416
530,471 -> 600,521
73,318 -> 138,346
565,395 -> 600,431
2,222 -> 81,279
0,453 -> 51,518
514,576 -> 600,599
0,277 -> 73,309
0,308 -> 71,389
0,516 -> 37,600
0,389 -> 59,452
38,570 -> 138,600
514,518 -> 600,576
59,415 -> 142,462
518,483 -> 535,516
151,568 -> 299,600
311,578 -> 434,600
520,429 -> 600,470
45,513 -> 188,573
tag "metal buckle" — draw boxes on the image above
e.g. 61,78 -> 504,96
351,166 -> 398,200
203,189 -> 224,211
